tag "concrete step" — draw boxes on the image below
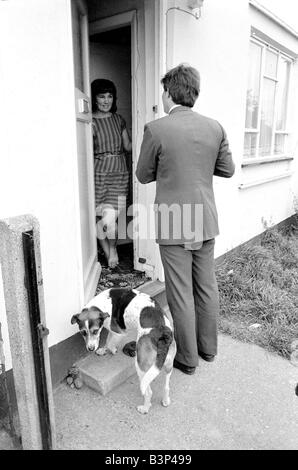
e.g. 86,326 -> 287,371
77,329 -> 137,396
75,280 -> 169,396
138,279 -> 167,309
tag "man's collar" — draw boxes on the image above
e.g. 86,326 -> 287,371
168,104 -> 182,114
168,105 -> 193,115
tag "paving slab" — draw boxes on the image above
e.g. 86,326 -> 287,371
54,333 -> 298,450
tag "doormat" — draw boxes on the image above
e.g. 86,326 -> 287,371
95,243 -> 151,293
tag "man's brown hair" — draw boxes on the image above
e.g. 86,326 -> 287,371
161,64 -> 200,108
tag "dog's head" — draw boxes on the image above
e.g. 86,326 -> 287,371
71,306 -> 110,352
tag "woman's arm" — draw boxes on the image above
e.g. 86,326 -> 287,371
122,128 -> 132,153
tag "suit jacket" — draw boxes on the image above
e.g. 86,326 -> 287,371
136,106 -> 235,244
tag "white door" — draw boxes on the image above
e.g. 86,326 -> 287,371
134,0 -> 165,281
71,0 -> 100,302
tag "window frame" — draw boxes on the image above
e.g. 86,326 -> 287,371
243,36 -> 294,164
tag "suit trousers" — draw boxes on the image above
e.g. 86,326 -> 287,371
159,239 -> 219,367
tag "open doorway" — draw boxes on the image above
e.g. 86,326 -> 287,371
89,25 -> 149,290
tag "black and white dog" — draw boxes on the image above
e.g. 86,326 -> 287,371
71,287 -> 176,414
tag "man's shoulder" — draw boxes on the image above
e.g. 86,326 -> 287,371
146,115 -> 170,130
193,111 -> 221,127
192,112 -> 225,137
145,111 -> 223,136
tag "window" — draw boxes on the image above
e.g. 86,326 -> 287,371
244,39 -> 292,160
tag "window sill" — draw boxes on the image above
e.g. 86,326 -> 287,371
242,155 -> 294,167
238,171 -> 293,190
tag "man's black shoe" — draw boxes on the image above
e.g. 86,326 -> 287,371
173,359 -> 196,375
198,351 -> 215,362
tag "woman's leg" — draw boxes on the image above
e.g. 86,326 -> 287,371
101,207 -> 120,268
96,219 -> 110,262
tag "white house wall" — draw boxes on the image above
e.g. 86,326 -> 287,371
0,0 -> 83,369
165,0 -> 298,258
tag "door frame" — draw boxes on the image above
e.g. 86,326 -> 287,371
88,2 -> 166,280
72,0 -> 101,304
89,10 -> 141,268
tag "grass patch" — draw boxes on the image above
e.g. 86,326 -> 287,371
216,216 -> 298,359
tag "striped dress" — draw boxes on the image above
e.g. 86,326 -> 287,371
92,113 -> 129,212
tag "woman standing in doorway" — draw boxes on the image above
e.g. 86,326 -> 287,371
91,79 -> 132,268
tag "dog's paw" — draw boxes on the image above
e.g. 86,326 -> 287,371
108,346 -> 118,355
161,397 -> 171,407
95,347 -> 108,356
137,405 -> 150,414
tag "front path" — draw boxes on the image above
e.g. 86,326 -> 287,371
54,334 -> 298,450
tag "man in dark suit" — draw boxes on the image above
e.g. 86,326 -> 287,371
136,64 -> 235,375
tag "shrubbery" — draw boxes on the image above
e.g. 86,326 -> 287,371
217,217 -> 298,358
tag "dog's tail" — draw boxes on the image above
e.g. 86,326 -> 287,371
140,326 -> 173,395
